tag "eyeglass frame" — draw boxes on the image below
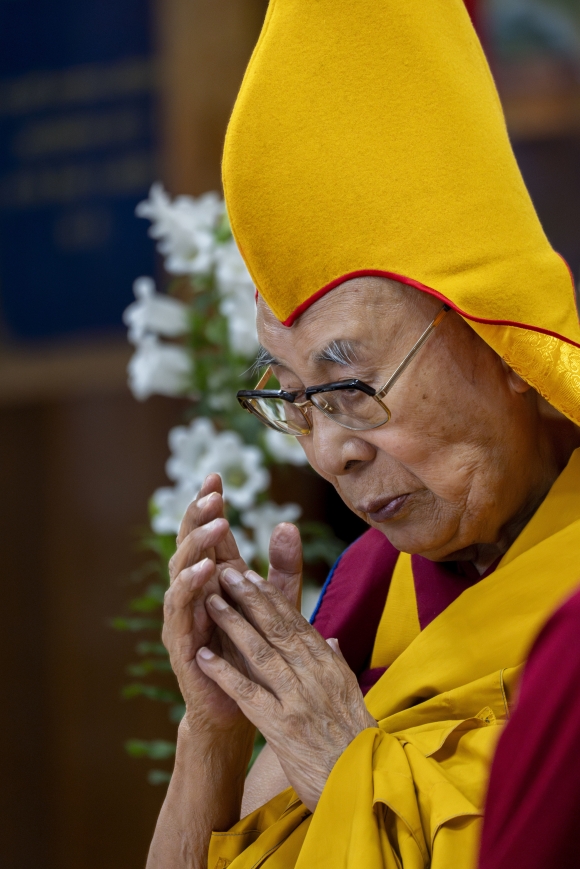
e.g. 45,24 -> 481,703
236,303 -> 450,435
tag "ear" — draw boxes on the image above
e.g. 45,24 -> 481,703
501,359 -> 532,395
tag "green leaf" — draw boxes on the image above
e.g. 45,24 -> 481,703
299,522 -> 345,566
122,683 -> 181,703
129,583 -> 166,613
111,617 -> 162,632
205,315 -> 229,347
125,739 -> 176,760
248,731 -> 266,772
140,531 -> 177,567
169,703 -> 186,723
126,658 -> 173,677
215,212 -> 232,243
148,769 -> 173,786
136,641 -> 167,657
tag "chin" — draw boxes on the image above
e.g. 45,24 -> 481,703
373,521 -> 460,561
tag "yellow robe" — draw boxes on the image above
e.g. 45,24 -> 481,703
208,449 -> 580,869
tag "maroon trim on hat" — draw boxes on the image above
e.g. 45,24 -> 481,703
280,265 -> 580,349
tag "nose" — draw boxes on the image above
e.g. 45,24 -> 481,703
308,407 -> 377,476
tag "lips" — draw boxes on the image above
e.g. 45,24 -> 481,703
361,494 -> 410,522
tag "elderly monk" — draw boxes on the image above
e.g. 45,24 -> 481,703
146,1 -> 580,868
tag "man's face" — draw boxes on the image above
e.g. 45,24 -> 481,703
256,276 -> 542,563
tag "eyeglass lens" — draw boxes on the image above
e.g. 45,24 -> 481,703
246,387 -> 389,434
309,389 -> 388,429
245,396 -> 311,435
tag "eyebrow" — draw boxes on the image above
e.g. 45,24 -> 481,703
312,339 -> 361,366
252,345 -> 279,373
252,338 -> 362,375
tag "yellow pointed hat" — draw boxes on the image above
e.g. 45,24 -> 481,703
223,0 -> 580,424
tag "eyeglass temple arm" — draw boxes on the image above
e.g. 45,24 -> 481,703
254,366 -> 273,389
376,305 -> 450,399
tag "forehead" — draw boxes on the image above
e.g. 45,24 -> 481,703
256,277 -> 434,361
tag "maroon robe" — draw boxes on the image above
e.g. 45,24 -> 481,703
478,586 -> 580,869
311,527 -> 496,694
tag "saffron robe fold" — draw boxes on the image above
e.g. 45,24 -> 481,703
208,449 -> 580,869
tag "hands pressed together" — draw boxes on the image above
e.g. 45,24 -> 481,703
163,473 -> 376,812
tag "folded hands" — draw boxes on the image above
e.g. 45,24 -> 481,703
163,474 -> 376,812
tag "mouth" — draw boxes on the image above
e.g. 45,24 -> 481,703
360,494 -> 411,522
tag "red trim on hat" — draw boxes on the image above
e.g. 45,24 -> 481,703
280,267 -> 580,350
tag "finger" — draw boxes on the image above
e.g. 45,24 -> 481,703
205,593 -> 298,692
163,557 -> 215,643
267,523 -> 302,606
175,494 -> 226,558
221,568 -> 333,666
326,637 -> 348,665
169,517 -> 229,581
196,646 -> 278,726
213,525 -> 248,567
176,478 -> 224,546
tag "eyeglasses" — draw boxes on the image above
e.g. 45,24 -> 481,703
237,304 -> 449,436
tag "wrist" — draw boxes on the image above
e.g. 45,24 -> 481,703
177,715 -> 255,792
180,711 -> 255,758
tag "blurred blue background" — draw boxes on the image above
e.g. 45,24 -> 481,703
0,0 -> 156,339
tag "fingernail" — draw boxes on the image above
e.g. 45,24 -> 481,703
222,568 -> 243,585
198,492 -> 219,508
206,517 -> 225,531
245,570 -> 263,585
198,647 -> 215,660
208,594 -> 228,611
191,557 -> 211,575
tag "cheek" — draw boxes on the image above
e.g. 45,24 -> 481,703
370,408 -> 487,502
300,437 -> 335,484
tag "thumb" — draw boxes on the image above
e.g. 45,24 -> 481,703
267,522 -> 302,607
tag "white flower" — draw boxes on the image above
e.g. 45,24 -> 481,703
165,417 -> 216,485
123,276 -> 190,344
241,501 -> 302,563
231,526 -> 257,564
200,431 -> 270,510
215,238 -> 254,294
218,288 -> 259,357
127,334 -> 191,400
264,429 -> 309,466
215,239 -> 258,356
150,479 -> 199,535
136,183 -> 223,276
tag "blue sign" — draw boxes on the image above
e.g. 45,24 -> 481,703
0,0 -> 156,340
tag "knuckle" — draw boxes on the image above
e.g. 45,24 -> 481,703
252,642 -> 277,668
293,616 -> 313,638
262,614 -> 289,642
163,588 -> 176,616
236,679 -> 258,703
281,709 -> 306,733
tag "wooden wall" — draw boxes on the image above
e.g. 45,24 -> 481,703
0,345 -> 183,868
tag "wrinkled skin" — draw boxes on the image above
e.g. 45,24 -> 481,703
147,278 -> 580,868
